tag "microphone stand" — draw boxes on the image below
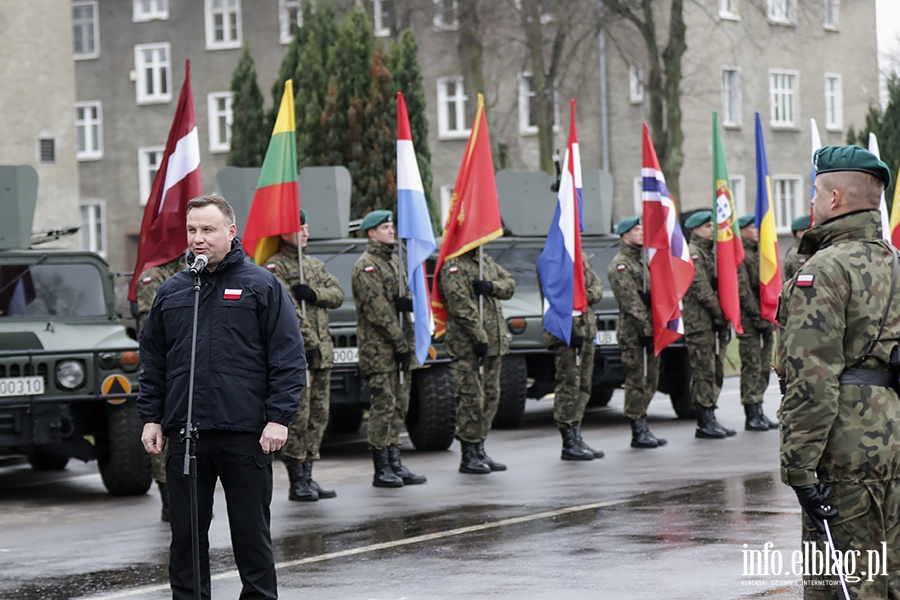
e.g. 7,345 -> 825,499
181,268 -> 203,600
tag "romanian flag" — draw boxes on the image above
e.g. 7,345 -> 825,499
242,80 -> 301,265
712,112 -> 744,334
431,93 -> 504,338
753,113 -> 781,323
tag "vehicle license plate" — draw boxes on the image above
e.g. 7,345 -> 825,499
594,331 -> 618,346
0,376 -> 45,397
333,347 -> 359,364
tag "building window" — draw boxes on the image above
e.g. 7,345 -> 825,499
440,186 -> 453,225
39,138 -> 56,164
437,76 -> 469,140
134,43 -> 172,105
138,146 -> 165,205
722,67 -> 742,127
133,0 -> 168,22
374,0 -> 392,37
823,0 -> 839,29
279,0 -> 303,44
730,175 -> 746,218
75,101 -> 103,160
80,202 -> 106,256
767,0 -> 795,24
207,92 -> 233,153
719,0 -> 739,20
518,73 -> 558,136
629,64 -> 644,104
433,0 -> 459,31
205,0 -> 242,50
73,0 -> 99,59
772,175 -> 802,233
769,69 -> 798,128
824,73 -> 843,131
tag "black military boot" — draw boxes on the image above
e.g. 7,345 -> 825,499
761,407 -> 779,429
459,441 -> 491,474
573,424 -> 604,458
158,482 -> 169,522
476,440 -> 507,471
629,417 -> 659,448
710,410 -> 737,437
388,446 -> 427,485
644,420 -> 667,447
744,403 -> 769,431
695,407 -> 727,439
560,425 -> 594,460
287,461 -> 318,501
371,447 -> 404,488
306,461 -> 336,499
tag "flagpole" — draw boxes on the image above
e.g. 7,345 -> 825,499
478,245 -> 484,377
398,237 -> 405,385
641,247 -> 648,377
296,234 -> 306,318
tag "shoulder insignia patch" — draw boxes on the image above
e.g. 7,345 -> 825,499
364,265 -> 375,273
798,258 -> 807,265
616,264 -> 626,271
265,263 -> 276,271
691,254 -> 699,261
796,273 -> 814,288
223,288 -> 243,300
449,266 -> 459,274
141,276 -> 152,285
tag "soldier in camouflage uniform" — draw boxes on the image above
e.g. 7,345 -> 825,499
351,210 -> 426,488
438,247 -> 515,474
267,210 -> 343,502
682,210 -> 736,439
782,214 -> 811,282
607,216 -> 667,449
136,253 -> 184,522
735,215 -> 777,432
776,146 -> 900,598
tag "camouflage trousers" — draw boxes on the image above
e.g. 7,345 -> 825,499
685,330 -> 723,409
452,354 -> 501,443
552,342 -> 595,426
366,368 -> 411,449
800,479 -> 900,599
151,438 -> 168,484
281,368 -> 331,463
620,340 -> 660,419
737,328 -> 774,406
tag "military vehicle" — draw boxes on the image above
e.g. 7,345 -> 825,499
0,166 -> 150,496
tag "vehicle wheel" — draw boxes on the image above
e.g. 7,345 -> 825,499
588,386 -> 615,407
406,364 -> 456,451
328,404 -> 364,434
658,347 -> 695,419
493,355 -> 527,429
28,450 -> 69,471
98,401 -> 152,496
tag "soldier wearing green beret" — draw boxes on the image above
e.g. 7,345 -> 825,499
607,216 -> 667,449
781,214 -> 811,282
776,145 -> 900,597
351,210 -> 426,487
736,214 -> 777,432
682,210 -> 736,439
267,209 -> 343,502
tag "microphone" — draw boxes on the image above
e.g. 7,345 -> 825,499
189,254 -> 208,276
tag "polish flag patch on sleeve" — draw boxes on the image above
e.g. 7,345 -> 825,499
796,273 -> 814,288
616,264 -> 626,271
265,263 -> 276,271
141,276 -> 152,285
364,266 -> 375,273
223,288 -> 243,300
449,266 -> 459,274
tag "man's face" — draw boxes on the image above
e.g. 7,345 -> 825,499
811,174 -> 836,226
622,224 -> 644,247
299,223 -> 309,248
368,221 -> 395,245
692,221 -> 714,240
741,225 -> 759,242
187,204 -> 236,270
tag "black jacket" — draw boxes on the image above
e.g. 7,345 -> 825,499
137,239 -> 305,434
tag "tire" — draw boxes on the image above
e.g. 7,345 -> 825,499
659,347 -> 695,419
28,450 -> 69,471
588,386 -> 615,407
493,355 -> 527,429
98,401 -> 152,496
328,404 -> 364,434
406,364 -> 456,451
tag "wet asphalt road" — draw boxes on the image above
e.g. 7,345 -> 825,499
0,375 -> 805,600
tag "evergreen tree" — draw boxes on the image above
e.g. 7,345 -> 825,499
354,48 -> 396,218
227,47 -> 267,167
846,75 -> 900,204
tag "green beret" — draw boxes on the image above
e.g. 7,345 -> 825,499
360,209 -> 393,232
300,209 -> 307,225
737,214 -> 755,229
791,214 -> 810,232
684,210 -> 713,230
614,215 -> 641,235
814,145 -> 892,188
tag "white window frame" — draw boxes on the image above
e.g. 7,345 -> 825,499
133,0 -> 169,22
374,0 -> 392,38
440,185 -> 454,225
517,72 -> 558,136
772,175 -> 803,233
629,64 -> 644,104
138,146 -> 166,206
730,175 -> 746,218
436,76 -> 470,140
824,73 -> 843,131
632,176 -> 643,214
205,0 -> 243,50
719,0 -> 740,20
767,0 -> 796,25
73,0 -> 100,60
279,0 -> 303,44
134,42 -> 172,105
80,201 -> 107,257
769,69 -> 799,129
823,0 -> 839,30
721,67 -> 742,127
75,101 -> 103,161
433,0 -> 459,31
207,92 -> 233,153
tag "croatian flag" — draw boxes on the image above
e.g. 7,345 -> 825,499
537,100 -> 587,345
641,123 -> 694,355
396,92 -> 437,365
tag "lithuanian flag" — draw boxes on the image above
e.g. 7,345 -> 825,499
242,80 -> 301,264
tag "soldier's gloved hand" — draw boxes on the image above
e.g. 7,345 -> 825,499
757,320 -> 774,333
638,291 -> 651,306
639,335 -> 654,349
472,280 -> 494,296
569,336 -> 585,349
306,348 -> 320,365
291,284 -> 317,303
473,342 -> 489,364
792,483 -> 838,534
718,328 -> 732,346
393,350 -> 411,371
394,296 -> 413,313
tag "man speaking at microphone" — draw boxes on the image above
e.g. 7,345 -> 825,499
138,194 -> 305,600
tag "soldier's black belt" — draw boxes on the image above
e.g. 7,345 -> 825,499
838,369 -> 897,388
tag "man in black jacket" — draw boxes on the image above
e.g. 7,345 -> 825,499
138,194 -> 305,600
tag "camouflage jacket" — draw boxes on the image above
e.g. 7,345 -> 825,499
737,238 -> 767,332
781,241 -> 808,282
136,255 -> 184,320
266,242 -> 343,369
776,210 -> 900,486
351,240 -> 415,375
438,250 -> 515,358
607,241 -> 652,339
683,236 -> 725,334
539,250 -> 603,347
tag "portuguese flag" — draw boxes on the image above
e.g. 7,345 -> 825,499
711,111 -> 744,334
243,80 -> 301,264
